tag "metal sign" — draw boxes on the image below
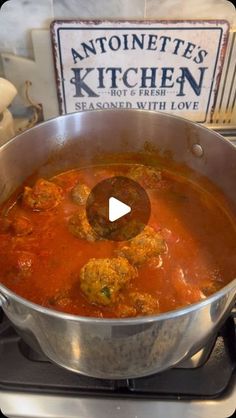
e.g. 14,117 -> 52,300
51,20 -> 229,122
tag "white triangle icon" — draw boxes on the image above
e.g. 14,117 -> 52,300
109,197 -> 131,222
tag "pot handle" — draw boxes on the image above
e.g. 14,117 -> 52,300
0,292 -> 8,307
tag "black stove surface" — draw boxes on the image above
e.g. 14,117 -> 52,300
0,309 -> 235,401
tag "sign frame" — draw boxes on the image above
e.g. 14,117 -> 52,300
51,19 -> 229,123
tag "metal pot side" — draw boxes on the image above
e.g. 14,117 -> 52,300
0,110 -> 235,379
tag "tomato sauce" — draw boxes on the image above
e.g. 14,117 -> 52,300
0,163 -> 236,318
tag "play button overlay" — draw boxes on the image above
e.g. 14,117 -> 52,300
109,197 -> 131,222
86,176 -> 151,241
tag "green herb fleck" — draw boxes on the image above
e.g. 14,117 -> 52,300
101,286 -> 111,299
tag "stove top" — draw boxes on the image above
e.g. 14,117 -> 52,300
0,309 -> 235,418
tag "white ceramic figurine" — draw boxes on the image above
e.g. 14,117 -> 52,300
0,77 -> 17,145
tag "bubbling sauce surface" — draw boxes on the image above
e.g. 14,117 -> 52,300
0,162 -> 236,318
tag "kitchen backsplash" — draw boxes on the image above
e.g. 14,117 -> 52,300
0,0 -> 235,125
1,0 -> 235,59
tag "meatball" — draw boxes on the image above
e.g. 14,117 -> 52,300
11,215 -> 33,236
80,257 -> 137,306
115,303 -> 137,318
22,178 -> 63,211
16,251 -> 35,277
2,251 -> 36,280
0,215 -> 33,236
117,226 -> 166,266
129,292 -> 159,315
47,289 -> 72,309
68,210 -> 98,241
0,216 -> 11,233
116,292 -> 159,317
71,183 -> 90,205
128,165 -> 162,189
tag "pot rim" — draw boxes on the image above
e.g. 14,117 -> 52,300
1,279 -> 235,324
1,109 -> 236,324
1,109 -> 236,155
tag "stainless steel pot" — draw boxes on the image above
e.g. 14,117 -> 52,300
0,110 -> 235,379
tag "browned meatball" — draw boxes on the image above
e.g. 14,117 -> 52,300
0,215 -> 33,236
128,292 -> 159,315
68,210 -> 98,241
116,292 -> 159,317
0,217 -> 11,233
80,257 -> 137,306
47,289 -> 72,309
3,250 -> 36,279
115,303 -> 137,318
22,179 -> 63,211
117,226 -> 166,266
128,165 -> 162,189
16,251 -> 35,277
71,183 -> 90,205
11,216 -> 33,236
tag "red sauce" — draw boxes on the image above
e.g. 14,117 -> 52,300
0,163 -> 236,318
